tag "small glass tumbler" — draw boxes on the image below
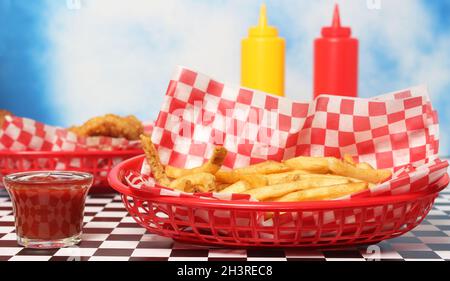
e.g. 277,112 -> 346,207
3,171 -> 93,248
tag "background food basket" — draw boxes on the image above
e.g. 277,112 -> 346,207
0,150 -> 142,190
0,115 -> 153,190
108,155 -> 449,248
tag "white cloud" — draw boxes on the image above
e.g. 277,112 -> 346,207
47,0 -> 260,125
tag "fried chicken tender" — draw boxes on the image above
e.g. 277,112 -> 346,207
0,110 -> 12,128
69,114 -> 144,140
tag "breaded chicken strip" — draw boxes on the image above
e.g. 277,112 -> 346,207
69,114 -> 144,140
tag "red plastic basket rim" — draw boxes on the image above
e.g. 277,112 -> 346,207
108,154 -> 449,211
0,150 -> 143,157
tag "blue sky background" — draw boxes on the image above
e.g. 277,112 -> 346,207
0,0 -> 449,155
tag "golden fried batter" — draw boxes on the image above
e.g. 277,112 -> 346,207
69,114 -> 144,140
0,110 -> 12,128
140,134 -> 172,186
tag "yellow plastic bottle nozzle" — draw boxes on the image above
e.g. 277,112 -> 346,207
241,4 -> 285,96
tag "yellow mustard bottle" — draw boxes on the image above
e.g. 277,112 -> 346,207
241,4 -> 285,96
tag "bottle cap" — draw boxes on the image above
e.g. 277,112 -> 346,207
321,4 -> 351,38
249,4 -> 278,37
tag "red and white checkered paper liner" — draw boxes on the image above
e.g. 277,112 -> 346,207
0,116 -> 152,177
123,66 -> 448,233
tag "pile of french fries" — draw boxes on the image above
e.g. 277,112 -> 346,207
140,135 -> 392,202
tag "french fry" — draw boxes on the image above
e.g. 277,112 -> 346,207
139,139 -> 388,201
264,170 -> 311,185
356,162 -> 374,170
168,172 -> 216,192
242,177 -> 350,201
183,181 -> 195,193
275,182 -> 368,202
295,173 -> 364,183
140,134 -> 171,186
219,180 -> 251,194
215,160 -> 290,184
215,171 -> 269,187
328,158 -> 391,183
263,172 -> 363,186
343,154 -> 356,165
216,183 -> 231,191
239,174 -> 268,188
234,160 -> 291,174
344,154 -> 376,170
165,146 -> 227,178
283,156 -> 332,173
214,171 -> 241,184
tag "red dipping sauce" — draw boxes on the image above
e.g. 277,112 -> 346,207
3,171 -> 93,248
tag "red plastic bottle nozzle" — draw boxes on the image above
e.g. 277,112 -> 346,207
332,4 -> 341,27
313,4 -> 359,98
322,4 -> 351,38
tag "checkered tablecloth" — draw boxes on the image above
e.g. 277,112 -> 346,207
0,187 -> 449,261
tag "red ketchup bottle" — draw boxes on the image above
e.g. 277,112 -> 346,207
313,4 -> 358,98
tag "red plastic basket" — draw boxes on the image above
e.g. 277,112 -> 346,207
108,155 -> 449,248
0,150 -> 142,189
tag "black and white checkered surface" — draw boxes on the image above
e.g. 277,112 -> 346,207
1,187 -> 450,261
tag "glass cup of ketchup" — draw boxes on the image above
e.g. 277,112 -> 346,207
3,171 -> 93,248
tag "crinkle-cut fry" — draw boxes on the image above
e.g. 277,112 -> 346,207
168,172 -> 216,192
242,178 -> 350,201
140,134 -> 171,187
328,158 -> 391,183
165,146 -> 227,178
283,156 -> 333,174
264,170 -> 311,185
275,182 -> 368,202
219,180 -> 251,194
215,161 -> 291,184
343,154 -> 356,165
